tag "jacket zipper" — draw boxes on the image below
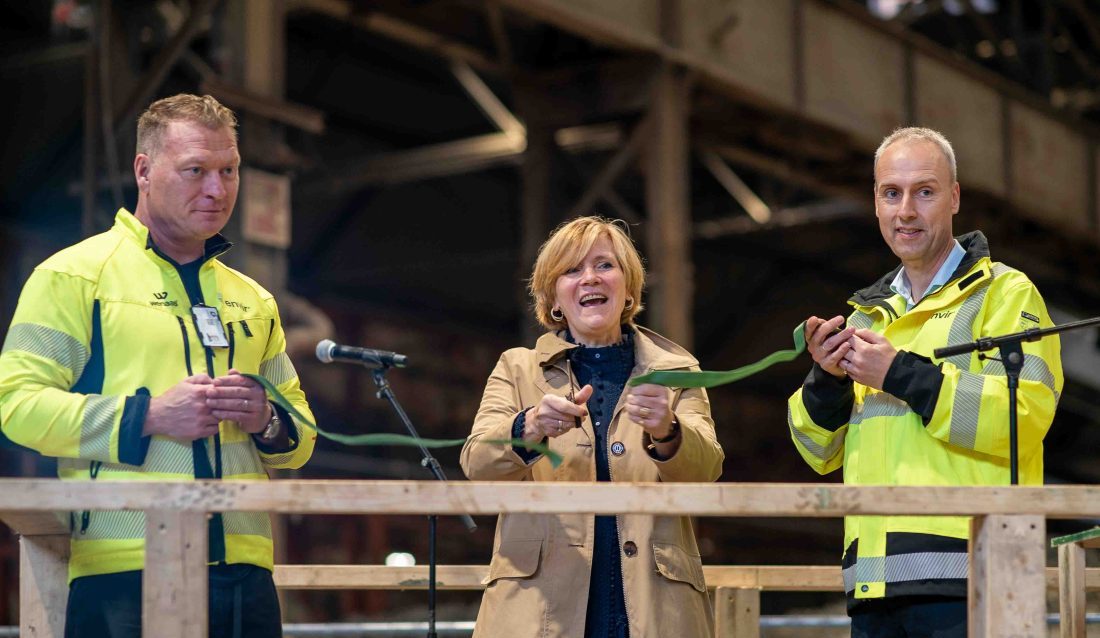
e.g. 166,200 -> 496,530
79,460 -> 103,534
176,316 -> 193,375
228,323 -> 236,370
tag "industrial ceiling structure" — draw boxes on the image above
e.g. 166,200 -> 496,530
2,0 -> 1100,623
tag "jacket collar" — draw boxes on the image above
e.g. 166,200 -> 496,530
535,324 -> 698,373
113,208 -> 233,266
850,230 -> 990,308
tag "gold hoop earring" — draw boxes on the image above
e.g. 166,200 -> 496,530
550,307 -> 564,322
624,297 -> 634,310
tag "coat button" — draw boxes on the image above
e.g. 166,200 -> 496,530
623,541 -> 637,557
610,441 -> 625,456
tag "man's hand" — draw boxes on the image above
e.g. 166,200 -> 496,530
525,385 -> 592,442
840,329 -> 898,391
143,375 -> 221,441
209,369 -> 271,434
805,315 -> 856,379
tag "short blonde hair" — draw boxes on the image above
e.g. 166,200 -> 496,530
136,94 -> 238,158
529,216 -> 645,331
874,126 -> 957,183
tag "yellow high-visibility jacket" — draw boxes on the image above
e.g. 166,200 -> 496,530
787,231 -> 1062,606
0,209 -> 316,581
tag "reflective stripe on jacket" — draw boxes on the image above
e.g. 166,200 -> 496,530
0,209 -> 316,580
787,231 -> 1062,604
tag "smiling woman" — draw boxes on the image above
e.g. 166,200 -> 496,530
460,216 -> 725,638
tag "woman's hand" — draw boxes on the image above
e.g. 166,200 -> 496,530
626,383 -> 676,440
524,385 -> 593,442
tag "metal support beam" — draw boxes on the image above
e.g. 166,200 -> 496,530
450,62 -> 524,139
200,78 -> 326,134
566,118 -> 650,219
698,148 -> 772,224
644,64 -> 693,348
82,23 -> 99,238
693,199 -> 866,239
289,0 -> 499,73
112,0 -> 220,138
323,133 -> 525,193
519,122 -> 556,343
711,145 -> 865,201
485,2 -> 514,69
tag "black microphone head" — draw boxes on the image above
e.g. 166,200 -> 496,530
316,339 -> 336,363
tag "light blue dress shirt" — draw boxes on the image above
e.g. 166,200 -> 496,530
889,239 -> 966,312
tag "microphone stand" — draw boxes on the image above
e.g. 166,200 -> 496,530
933,316 -> 1100,485
369,364 -> 477,638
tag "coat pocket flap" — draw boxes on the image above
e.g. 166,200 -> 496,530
652,541 -> 706,593
484,539 -> 543,584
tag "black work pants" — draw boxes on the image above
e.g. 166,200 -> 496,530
850,596 -> 967,638
65,564 -> 282,638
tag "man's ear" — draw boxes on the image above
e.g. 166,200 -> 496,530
134,154 -> 151,192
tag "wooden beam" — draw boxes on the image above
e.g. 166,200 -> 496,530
143,510 -> 208,638
273,562 -> 1100,592
714,587 -> 760,638
1059,543 -> 1086,638
0,512 -> 68,537
19,534 -> 69,638
969,514 -> 1046,637
200,78 -> 325,134
0,481 -> 1098,517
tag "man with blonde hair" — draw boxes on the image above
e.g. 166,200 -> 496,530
787,127 -> 1062,636
0,93 -> 316,637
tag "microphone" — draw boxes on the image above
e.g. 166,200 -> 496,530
316,339 -> 409,368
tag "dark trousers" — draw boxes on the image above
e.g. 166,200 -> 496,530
65,564 -> 282,638
850,596 -> 967,638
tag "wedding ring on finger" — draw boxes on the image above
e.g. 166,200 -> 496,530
244,399 -> 250,409
640,407 -> 651,417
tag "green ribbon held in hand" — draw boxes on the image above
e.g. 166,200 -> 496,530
627,322 -> 807,389
242,373 -> 563,467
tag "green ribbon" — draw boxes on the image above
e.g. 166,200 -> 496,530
242,373 -> 563,467
627,322 -> 807,388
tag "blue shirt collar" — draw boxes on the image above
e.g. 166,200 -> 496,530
890,239 -> 966,311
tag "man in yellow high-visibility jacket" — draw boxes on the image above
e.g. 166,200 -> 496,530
787,127 -> 1062,637
0,94 -> 316,637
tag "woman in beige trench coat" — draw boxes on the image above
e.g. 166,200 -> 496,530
461,216 -> 725,638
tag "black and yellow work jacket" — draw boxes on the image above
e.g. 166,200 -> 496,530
0,209 -> 316,581
787,231 -> 1062,606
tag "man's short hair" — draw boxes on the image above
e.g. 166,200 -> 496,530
136,94 -> 238,158
874,127 -> 957,183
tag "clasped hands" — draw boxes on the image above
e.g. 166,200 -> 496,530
522,383 -> 676,442
805,315 -> 896,390
143,369 -> 271,442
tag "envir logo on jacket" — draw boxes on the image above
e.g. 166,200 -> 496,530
150,292 -> 178,307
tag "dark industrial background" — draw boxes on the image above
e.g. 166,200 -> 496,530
2,0 -> 1100,628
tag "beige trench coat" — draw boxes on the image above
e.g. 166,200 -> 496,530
460,326 -> 725,638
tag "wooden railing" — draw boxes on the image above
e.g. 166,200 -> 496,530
3,480 -> 1100,637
